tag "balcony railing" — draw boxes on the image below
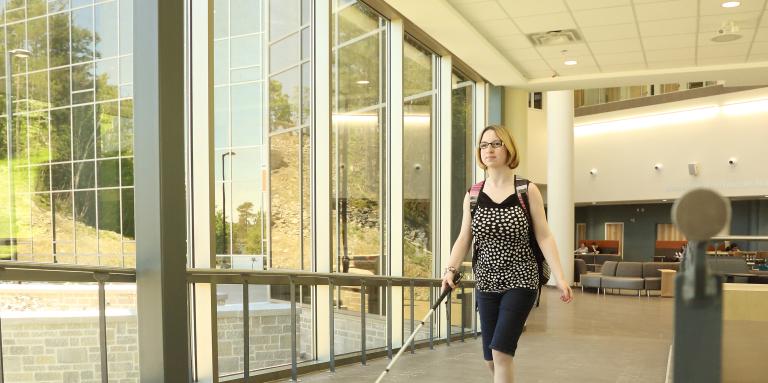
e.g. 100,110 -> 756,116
0,261 -> 476,383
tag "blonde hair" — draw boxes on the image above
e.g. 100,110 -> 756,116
476,125 -> 519,170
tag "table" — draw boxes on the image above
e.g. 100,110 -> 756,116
659,269 -> 676,298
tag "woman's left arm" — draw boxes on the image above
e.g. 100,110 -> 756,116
526,183 -> 573,302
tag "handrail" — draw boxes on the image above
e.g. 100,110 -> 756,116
188,267 -> 476,382
0,260 -> 136,283
0,261 -> 136,383
187,268 -> 476,288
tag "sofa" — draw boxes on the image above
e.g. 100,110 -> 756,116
575,253 -> 622,272
579,261 -> 681,296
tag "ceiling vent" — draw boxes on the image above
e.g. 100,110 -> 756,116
527,30 -> 582,46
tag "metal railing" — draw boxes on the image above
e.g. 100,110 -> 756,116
0,261 -> 137,383
189,268 -> 477,382
0,261 -> 476,383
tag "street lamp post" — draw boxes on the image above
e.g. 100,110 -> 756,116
221,150 -> 235,259
5,48 -> 31,261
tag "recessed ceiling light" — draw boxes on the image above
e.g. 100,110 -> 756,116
356,80 -> 370,85
721,1 -> 741,8
564,59 -> 578,66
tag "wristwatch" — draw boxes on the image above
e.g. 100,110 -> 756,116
444,265 -> 457,275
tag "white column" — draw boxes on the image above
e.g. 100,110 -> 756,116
389,18 -> 405,347
546,90 -> 575,286
190,0 -> 217,381
314,0 -> 332,363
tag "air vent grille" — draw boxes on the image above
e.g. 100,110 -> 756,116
527,29 -> 582,46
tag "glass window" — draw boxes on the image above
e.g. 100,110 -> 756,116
269,0 -> 299,41
330,0 -> 388,355
230,34 -> 261,69
231,83 -> 263,147
72,6 -> 95,63
0,2 -> 134,265
231,0 -> 261,36
403,36 -> 435,279
95,1 -> 119,59
269,32 -> 299,74
450,70 -> 474,276
119,0 -> 133,55
269,66 -> 300,131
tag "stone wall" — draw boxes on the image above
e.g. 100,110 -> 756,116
0,284 -> 419,380
2,315 -> 139,383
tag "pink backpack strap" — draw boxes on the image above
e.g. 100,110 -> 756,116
469,181 -> 484,216
469,181 -> 484,199
515,176 -> 529,213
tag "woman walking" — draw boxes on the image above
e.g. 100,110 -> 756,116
441,125 -> 573,382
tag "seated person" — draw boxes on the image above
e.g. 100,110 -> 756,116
575,242 -> 589,254
674,244 -> 686,261
590,242 -> 600,254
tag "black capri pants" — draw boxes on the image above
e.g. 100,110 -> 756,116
477,288 -> 537,361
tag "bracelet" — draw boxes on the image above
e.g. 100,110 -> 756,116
444,266 -> 457,275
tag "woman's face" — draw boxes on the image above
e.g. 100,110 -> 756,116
480,130 -> 509,169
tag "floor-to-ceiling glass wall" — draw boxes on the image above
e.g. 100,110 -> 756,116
211,0 -> 314,377
330,0 -> 388,355
0,0 -> 135,267
213,0 -> 268,271
402,34 -> 436,341
0,1 -> 139,381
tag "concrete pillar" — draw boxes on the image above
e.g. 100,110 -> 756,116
546,90 -> 575,286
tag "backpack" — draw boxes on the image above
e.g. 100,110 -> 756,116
469,176 -> 551,306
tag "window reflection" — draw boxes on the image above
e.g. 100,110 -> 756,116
330,0 -> 388,356
403,37 -> 435,279
0,1 -> 134,265
214,0 -> 268,271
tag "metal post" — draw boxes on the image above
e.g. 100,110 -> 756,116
409,281 -> 414,354
242,279 -> 250,379
329,279 -> 335,372
289,277 -> 298,381
95,274 -> 109,383
386,280 -> 392,359
446,289 -> 451,346
674,241 -> 722,383
428,286 -> 434,349
460,285 -> 465,342
360,281 -> 366,365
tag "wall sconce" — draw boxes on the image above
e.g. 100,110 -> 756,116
728,157 -> 738,166
654,163 -> 663,171
589,168 -> 598,176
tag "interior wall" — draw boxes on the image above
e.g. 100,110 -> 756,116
576,199 -> 768,261
573,87 -> 768,203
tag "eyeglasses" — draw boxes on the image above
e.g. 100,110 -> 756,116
479,140 -> 504,150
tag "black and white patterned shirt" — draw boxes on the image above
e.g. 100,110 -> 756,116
472,185 -> 539,292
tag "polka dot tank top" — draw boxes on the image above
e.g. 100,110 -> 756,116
471,184 -> 539,292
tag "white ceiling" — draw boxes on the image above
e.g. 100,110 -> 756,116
385,0 -> 768,89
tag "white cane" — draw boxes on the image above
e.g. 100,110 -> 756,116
374,273 -> 462,383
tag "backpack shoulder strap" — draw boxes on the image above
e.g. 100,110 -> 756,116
469,180 -> 485,217
514,176 -> 531,217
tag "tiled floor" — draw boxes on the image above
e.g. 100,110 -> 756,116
287,287 -> 674,383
